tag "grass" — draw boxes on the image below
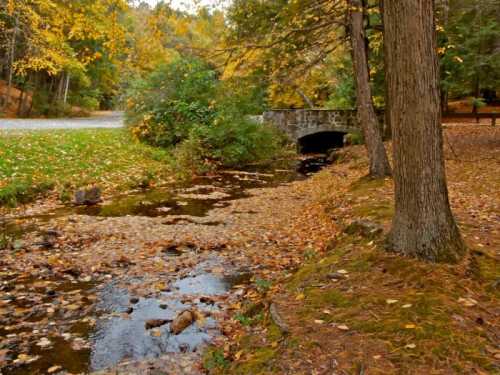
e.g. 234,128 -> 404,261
0,129 -> 173,206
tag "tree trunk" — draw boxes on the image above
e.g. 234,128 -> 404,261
379,0 -> 392,141
295,87 -> 313,108
54,73 -> 65,103
383,0 -> 465,262
17,86 -> 24,116
3,17 -> 18,111
350,0 -> 392,178
63,73 -> 70,105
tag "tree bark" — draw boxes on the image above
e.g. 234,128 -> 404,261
295,87 -> 314,109
3,17 -> 18,111
350,0 -> 392,178
63,73 -> 70,105
383,0 -> 465,262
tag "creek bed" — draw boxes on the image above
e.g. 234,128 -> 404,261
0,155 -> 331,374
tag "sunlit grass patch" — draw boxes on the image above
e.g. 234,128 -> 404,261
0,129 -> 172,206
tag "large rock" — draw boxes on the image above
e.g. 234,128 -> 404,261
74,187 -> 102,206
170,310 -> 194,335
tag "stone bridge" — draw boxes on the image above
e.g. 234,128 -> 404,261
263,109 -> 362,142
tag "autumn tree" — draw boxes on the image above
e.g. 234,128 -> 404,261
383,0 -> 465,262
349,0 -> 391,177
226,0 -> 391,179
438,0 -> 500,110
0,0 -> 128,116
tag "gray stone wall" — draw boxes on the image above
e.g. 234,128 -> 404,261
263,109 -> 362,141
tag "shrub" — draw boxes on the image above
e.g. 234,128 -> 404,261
125,57 -> 218,147
174,117 -> 284,175
126,56 -> 285,175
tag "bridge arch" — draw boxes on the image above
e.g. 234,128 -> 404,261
298,130 -> 347,153
263,109 -> 365,152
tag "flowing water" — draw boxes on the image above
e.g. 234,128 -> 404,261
0,155 -> 331,374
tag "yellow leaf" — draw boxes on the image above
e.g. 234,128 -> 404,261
295,293 -> 305,301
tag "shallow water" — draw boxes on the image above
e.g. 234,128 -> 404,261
0,155 -> 332,374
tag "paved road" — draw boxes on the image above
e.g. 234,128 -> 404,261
0,111 -> 124,130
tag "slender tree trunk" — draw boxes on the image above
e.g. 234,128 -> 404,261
383,0 -> 465,262
438,0 -> 450,114
54,73 -> 65,103
63,73 -> 70,105
379,0 -> 392,141
350,0 -> 392,178
295,87 -> 314,108
3,17 -> 18,111
17,86 -> 24,116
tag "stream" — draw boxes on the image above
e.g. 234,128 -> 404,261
0,155 -> 331,374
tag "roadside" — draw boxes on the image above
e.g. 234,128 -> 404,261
0,127 -> 172,207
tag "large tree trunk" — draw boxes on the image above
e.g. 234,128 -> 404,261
383,0 -> 465,262
350,0 -> 392,178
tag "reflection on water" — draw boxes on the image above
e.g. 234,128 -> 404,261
1,156 -> 331,374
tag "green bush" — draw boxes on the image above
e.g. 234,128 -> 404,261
125,57 -> 218,147
126,56 -> 284,175
174,118 -> 284,175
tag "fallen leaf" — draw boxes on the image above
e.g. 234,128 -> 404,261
36,337 -> 52,348
150,329 -> 162,337
48,365 -> 62,373
386,299 -> 398,305
458,297 -> 477,307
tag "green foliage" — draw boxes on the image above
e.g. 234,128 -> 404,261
125,57 -> 218,147
324,54 -> 356,109
470,97 -> 486,109
126,56 -> 284,175
174,118 -> 284,175
344,133 -> 364,145
439,0 -> 500,99
203,348 -> 229,370
255,278 -> 272,292
0,179 -> 54,207
234,313 -> 252,326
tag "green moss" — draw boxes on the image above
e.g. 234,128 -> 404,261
266,322 -> 283,342
233,347 -> 277,375
349,177 -> 386,196
347,256 -> 373,272
352,203 -> 394,220
203,347 -> 229,372
306,288 -> 351,309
